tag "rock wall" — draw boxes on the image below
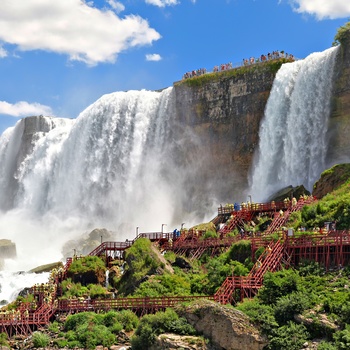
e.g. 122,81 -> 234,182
173,63 -> 285,202
326,28 -> 350,166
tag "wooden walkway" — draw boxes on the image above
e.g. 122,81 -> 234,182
2,197 -> 349,337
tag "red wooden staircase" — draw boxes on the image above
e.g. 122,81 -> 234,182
264,197 -> 316,235
214,239 -> 287,304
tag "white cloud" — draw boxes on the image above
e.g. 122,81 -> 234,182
289,0 -> 350,19
145,0 -> 179,7
0,46 -> 7,58
0,101 -> 53,117
106,0 -> 125,14
0,0 -> 161,65
146,53 -> 162,61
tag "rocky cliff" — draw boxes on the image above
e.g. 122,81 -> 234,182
328,28 -> 350,166
9,28 -> 350,207
173,28 -> 350,202
173,61 -> 290,202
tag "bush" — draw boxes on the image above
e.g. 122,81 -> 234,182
333,325 -> 350,349
227,240 -> 251,263
334,21 -> 350,45
267,322 -> 309,350
76,323 -> 115,349
48,321 -> 60,333
258,270 -> 300,305
131,309 -> 196,350
88,283 -> 107,299
53,338 -> 69,348
236,299 -> 278,334
32,331 -> 50,348
0,333 -> 9,347
274,292 -> 311,324
317,341 -> 337,349
69,256 -> 106,274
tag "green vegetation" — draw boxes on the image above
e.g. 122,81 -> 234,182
0,332 -> 9,347
68,255 -> 106,274
60,278 -> 108,299
32,331 -> 50,348
116,238 -> 163,295
59,310 -> 139,349
131,308 -> 196,350
236,262 -> 350,349
334,20 -> 350,45
5,164 -> 350,349
297,178 -> 350,229
175,58 -> 293,88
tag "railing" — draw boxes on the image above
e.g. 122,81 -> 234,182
58,295 -> 213,312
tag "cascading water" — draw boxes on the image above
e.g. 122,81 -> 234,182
250,46 -> 339,201
0,271 -> 49,305
0,87 -> 210,276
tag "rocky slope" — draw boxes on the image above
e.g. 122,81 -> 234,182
176,300 -> 267,350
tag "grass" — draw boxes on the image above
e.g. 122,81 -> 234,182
174,58 -> 294,88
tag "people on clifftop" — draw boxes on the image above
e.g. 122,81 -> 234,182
182,50 -> 294,80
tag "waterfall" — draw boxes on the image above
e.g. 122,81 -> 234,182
0,271 -> 49,304
105,270 -> 109,289
250,46 -> 339,201
0,87 -> 206,272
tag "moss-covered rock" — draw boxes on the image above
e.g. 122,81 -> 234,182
313,163 -> 350,199
29,261 -> 63,273
116,238 -> 171,296
66,256 -> 106,285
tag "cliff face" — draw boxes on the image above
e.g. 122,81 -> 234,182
328,29 -> 350,166
173,63 -> 285,202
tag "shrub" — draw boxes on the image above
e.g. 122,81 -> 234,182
131,309 -> 196,350
258,269 -> 300,305
53,338 -> 69,348
118,310 -> 139,331
317,342 -> 337,350
68,255 -> 106,274
267,322 -> 309,350
227,240 -> 251,263
333,325 -> 350,349
334,21 -> 350,45
0,333 -> 9,347
274,292 -> 311,324
88,283 -> 107,299
48,321 -> 60,333
76,323 -> 115,349
32,331 -> 50,348
236,299 -> 278,334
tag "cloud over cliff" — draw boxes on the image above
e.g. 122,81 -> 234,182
290,0 -> 350,19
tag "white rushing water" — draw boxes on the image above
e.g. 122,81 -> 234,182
250,47 -> 339,201
0,48 -> 341,300
0,87 -> 213,277
0,271 -> 49,304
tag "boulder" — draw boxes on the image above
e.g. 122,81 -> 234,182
29,261 -> 63,274
268,185 -> 310,202
176,300 -> 267,350
0,239 -> 16,259
150,333 -> 209,349
313,163 -> 350,199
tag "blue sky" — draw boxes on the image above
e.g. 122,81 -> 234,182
0,0 -> 349,134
